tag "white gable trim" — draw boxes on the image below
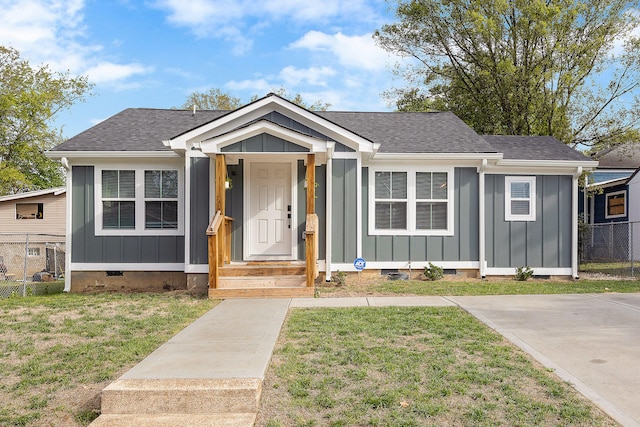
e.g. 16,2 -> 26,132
198,120 -> 326,154
165,95 -> 375,154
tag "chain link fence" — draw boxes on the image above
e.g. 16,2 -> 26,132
580,222 -> 639,278
0,234 -> 65,298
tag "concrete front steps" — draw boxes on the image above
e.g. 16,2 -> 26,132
208,262 -> 315,298
91,378 -> 261,426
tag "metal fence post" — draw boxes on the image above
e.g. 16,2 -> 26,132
631,222 -> 635,278
22,234 -> 29,297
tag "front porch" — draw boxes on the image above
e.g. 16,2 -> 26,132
206,154 -> 319,298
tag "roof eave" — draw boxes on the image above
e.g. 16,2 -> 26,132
46,150 -> 182,160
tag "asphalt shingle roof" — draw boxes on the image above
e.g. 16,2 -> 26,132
53,108 -> 228,151
315,111 -> 496,153
482,135 -> 591,162
52,107 -> 589,162
593,143 -> 640,169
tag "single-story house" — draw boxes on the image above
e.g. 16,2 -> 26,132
47,94 -> 597,297
584,143 -> 640,225
0,187 -> 66,280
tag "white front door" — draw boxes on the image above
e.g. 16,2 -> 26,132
245,162 -> 294,259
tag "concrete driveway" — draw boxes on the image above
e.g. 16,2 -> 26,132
449,294 -> 640,427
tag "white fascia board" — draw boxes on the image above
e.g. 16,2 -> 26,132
0,186 -> 66,202
486,165 -> 592,176
371,152 -> 503,161
46,151 -> 182,160
586,177 -> 628,189
200,120 -> 326,153
169,96 -> 375,153
363,157 -> 488,168
495,159 -> 598,169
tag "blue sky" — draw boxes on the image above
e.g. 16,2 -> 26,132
0,0 -> 403,138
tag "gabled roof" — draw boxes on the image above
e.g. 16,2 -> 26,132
0,187 -> 66,202
482,135 -> 591,162
53,108 -> 228,152
316,111 -> 495,153
593,143 -> 640,169
50,103 -> 590,163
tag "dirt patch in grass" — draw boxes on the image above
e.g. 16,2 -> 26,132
0,292 -> 217,426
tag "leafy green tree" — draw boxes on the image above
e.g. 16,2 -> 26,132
0,46 -> 91,195
179,88 -> 243,110
375,0 -> 640,148
180,87 -> 330,112
251,87 -> 331,111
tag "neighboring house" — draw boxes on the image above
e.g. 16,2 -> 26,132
0,187 -> 66,280
584,143 -> 640,225
47,94 -> 596,296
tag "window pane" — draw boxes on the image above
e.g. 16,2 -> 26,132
103,201 -> 135,229
103,201 -> 118,228
119,171 -> 135,198
146,201 -> 179,229
120,201 -> 135,228
416,172 -> 432,199
145,170 -> 161,198
511,182 -> 530,199
431,203 -> 447,229
162,170 -> 179,198
375,202 -> 391,229
416,202 -> 431,229
416,202 -> 447,229
607,194 -> 625,216
511,200 -> 530,215
391,172 -> 407,199
390,202 -> 407,229
102,170 -> 118,198
375,172 -> 390,199
432,173 -> 447,199
162,201 -> 178,228
145,201 -> 162,229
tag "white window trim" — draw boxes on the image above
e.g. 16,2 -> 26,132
605,190 -> 626,219
505,176 -> 536,221
368,166 -> 454,236
95,165 -> 184,236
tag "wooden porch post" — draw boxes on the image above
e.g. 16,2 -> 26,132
306,154 -> 315,215
215,154 -> 226,213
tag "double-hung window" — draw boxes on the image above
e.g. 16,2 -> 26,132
144,170 -> 178,229
102,170 -> 135,229
370,167 -> 453,236
96,165 -> 183,235
505,176 -> 536,221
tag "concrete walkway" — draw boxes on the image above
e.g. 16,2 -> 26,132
91,295 -> 640,427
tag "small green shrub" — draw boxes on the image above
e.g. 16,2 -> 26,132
515,266 -> 534,281
423,263 -> 444,281
331,271 -> 347,286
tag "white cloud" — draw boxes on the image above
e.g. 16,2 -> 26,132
226,78 -> 272,93
279,66 -> 336,87
0,0 -> 153,87
84,63 -> 153,84
290,31 -> 391,71
151,0 -> 384,55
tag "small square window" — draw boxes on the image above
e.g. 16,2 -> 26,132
27,247 -> 40,257
505,176 -> 536,221
605,191 -> 626,219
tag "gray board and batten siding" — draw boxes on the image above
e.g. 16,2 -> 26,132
357,167 -> 479,264
485,174 -> 572,269
71,166 -> 185,264
189,157 -> 210,265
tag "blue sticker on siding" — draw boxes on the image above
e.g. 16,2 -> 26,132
353,258 -> 366,271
